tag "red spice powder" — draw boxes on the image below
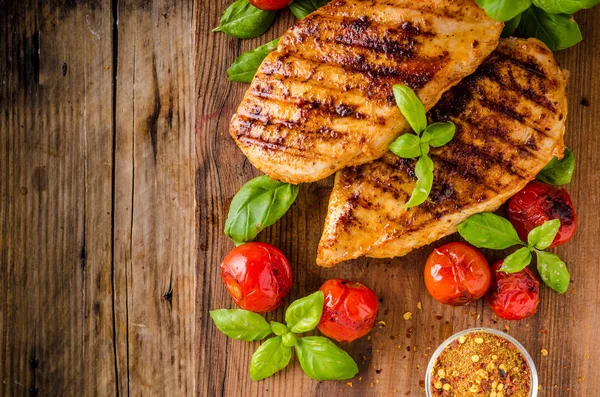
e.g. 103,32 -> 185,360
430,331 -> 531,397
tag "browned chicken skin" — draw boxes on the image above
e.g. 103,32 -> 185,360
317,38 -> 568,267
230,0 -> 503,183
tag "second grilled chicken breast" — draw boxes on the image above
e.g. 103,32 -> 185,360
317,38 -> 568,267
230,0 -> 503,184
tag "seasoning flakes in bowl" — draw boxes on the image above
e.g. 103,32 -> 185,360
430,330 -> 532,397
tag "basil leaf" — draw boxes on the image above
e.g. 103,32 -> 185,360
536,250 -> 570,293
270,321 -> 288,336
537,147 -> 575,185
475,0 -> 532,21
213,0 -> 276,39
499,247 -> 533,273
393,85 -> 427,135
519,7 -> 582,51
249,336 -> 292,381
502,13 -> 522,37
389,133 -> 422,158
290,0 -> 330,20
457,213 -> 523,249
404,154 -> 434,208
285,291 -> 324,333
528,219 -> 560,250
224,175 -> 299,245
228,38 -> 279,83
295,336 -> 358,380
533,0 -> 600,14
281,332 -> 298,347
422,122 -> 455,147
210,309 -> 272,341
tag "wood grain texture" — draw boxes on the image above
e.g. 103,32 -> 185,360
1,0 -> 195,396
114,0 -> 195,396
196,3 -> 600,397
0,1 -> 117,395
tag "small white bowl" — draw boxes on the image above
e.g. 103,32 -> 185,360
425,328 -> 538,397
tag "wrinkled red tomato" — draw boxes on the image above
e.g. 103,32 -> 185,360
487,260 -> 540,320
317,279 -> 379,343
220,242 -> 292,313
424,242 -> 491,305
507,182 -> 577,247
250,0 -> 293,11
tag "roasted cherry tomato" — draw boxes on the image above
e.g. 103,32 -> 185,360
424,242 -> 491,305
220,242 -> 292,313
317,279 -> 379,343
249,0 -> 293,11
507,182 -> 577,247
487,260 -> 540,320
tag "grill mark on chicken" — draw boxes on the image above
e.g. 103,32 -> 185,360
281,50 -> 449,91
236,115 -> 349,142
317,38 -> 568,266
469,57 -> 557,111
236,134 -> 332,159
260,55 -> 447,103
246,93 -> 369,121
427,154 -> 503,194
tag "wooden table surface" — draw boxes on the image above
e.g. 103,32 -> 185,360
1,0 -> 599,396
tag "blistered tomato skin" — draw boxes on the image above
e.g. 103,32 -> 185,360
424,242 -> 491,306
317,279 -> 379,343
220,242 -> 292,313
487,260 -> 540,321
249,0 -> 293,11
508,182 -> 577,247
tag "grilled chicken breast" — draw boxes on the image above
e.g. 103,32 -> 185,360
317,38 -> 568,267
230,0 -> 503,184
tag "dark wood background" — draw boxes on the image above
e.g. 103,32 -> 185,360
1,0 -> 598,396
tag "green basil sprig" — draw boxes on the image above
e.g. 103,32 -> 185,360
519,6 -> 582,51
533,0 -> 600,14
290,0 -> 331,19
210,291 -> 359,381
388,85 -> 455,208
537,147 -> 575,185
476,0 -> 595,51
213,0 -> 276,39
476,0 -> 533,22
228,38 -> 280,82
458,213 -> 570,293
224,175 -> 299,245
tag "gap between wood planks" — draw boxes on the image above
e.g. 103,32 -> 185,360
110,0 -> 124,396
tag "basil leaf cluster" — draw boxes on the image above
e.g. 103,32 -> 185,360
388,85 -> 455,208
224,175 -> 299,245
537,147 -> 575,185
457,213 -> 570,293
290,0 -> 331,19
519,7 -> 582,51
228,38 -> 280,82
210,291 -> 359,381
477,0 -> 598,51
213,0 -> 275,39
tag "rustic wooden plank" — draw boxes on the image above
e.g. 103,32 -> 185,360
196,2 -> 600,397
113,0 -> 196,396
0,1 -> 117,396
